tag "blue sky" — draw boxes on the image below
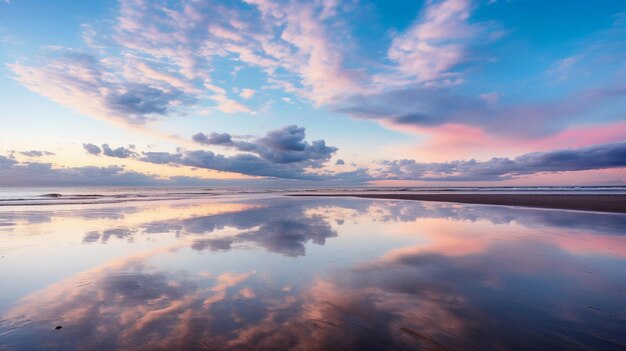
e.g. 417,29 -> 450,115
1,0 -> 625,186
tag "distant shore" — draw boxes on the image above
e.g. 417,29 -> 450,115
288,193 -> 626,214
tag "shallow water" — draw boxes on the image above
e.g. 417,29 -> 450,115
2,186 -> 626,206
0,195 -> 625,350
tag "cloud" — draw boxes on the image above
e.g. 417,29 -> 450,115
18,150 -> 55,157
2,0 -> 506,142
141,150 -> 326,180
8,0 -> 624,180
192,132 -> 233,146
239,88 -> 256,99
9,50 -> 194,125
324,1 -> 624,143
0,155 -> 218,187
333,84 -> 626,139
0,155 -> 18,167
547,56 -> 580,81
101,144 -> 138,158
83,143 -> 137,158
478,91 -> 501,107
180,125 -> 344,179
138,148 -> 372,182
0,160 -> 155,187
376,141 -> 626,181
83,143 -> 102,155
8,0 -> 365,126
335,159 -> 345,165
193,125 -> 337,165
7,0 -> 624,150
387,0 -> 479,82
209,94 -> 252,114
89,136 -> 625,182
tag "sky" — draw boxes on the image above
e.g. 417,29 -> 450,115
0,0 -> 625,187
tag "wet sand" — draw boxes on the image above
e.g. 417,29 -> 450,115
2,196 -> 626,350
289,193 -> 626,213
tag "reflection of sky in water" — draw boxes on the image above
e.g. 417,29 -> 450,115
1,196 -> 625,350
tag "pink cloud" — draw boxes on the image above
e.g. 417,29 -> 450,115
384,118 -> 626,163
388,0 -> 476,82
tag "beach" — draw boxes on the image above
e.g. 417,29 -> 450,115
1,194 -> 626,350
289,193 -> 626,213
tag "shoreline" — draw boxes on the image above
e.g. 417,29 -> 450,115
288,193 -> 626,214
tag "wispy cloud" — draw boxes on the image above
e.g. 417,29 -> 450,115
9,49 -> 195,125
239,88 -> 256,99
388,0 -> 477,82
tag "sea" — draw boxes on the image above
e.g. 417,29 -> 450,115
1,185 -> 625,206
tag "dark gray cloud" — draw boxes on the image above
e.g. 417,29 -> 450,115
0,155 -> 18,167
7,140 -> 624,186
101,144 -> 138,158
83,143 -> 137,158
335,159 -> 345,165
0,156 -> 215,187
192,132 -> 233,145
193,125 -> 337,166
141,150 -> 321,180
378,141 -> 626,181
140,150 -> 372,182
101,140 -> 626,182
0,162 -> 156,187
137,125 -> 359,181
19,150 -> 55,157
83,143 -> 102,155
1,152 -> 368,186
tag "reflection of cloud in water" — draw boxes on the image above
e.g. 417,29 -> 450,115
83,228 -> 136,243
287,240 -> 626,350
0,211 -> 52,225
2,197 -> 626,350
143,200 -> 338,257
317,199 -> 626,236
2,246 -> 239,347
192,237 -> 233,251
1,206 -> 138,226
1,254 -> 300,350
234,217 -> 336,257
65,197 -> 626,257
6,230 -> 625,350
